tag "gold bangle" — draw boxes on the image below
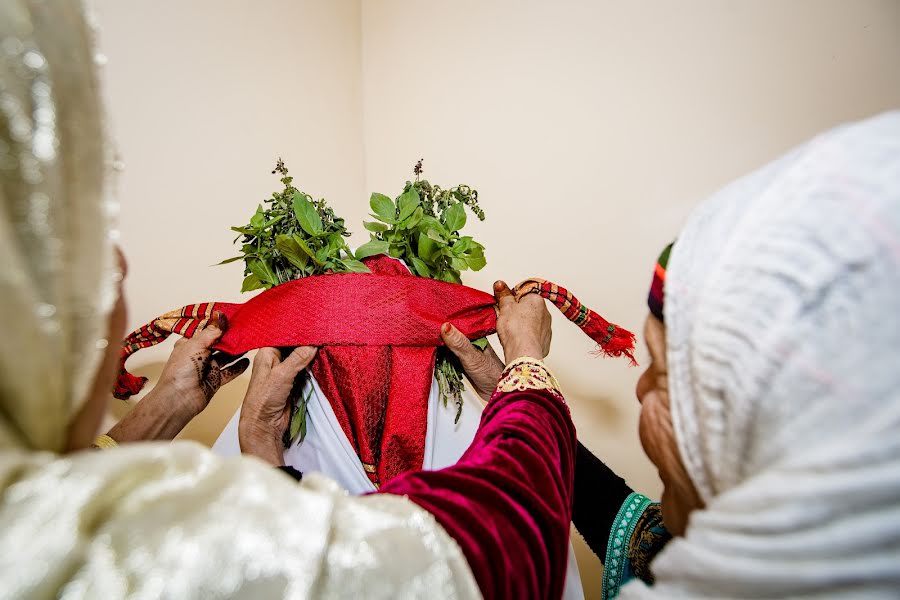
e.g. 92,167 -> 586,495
92,434 -> 119,450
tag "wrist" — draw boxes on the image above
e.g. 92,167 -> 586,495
140,385 -> 203,426
149,379 -> 206,419
239,419 -> 285,466
504,343 -> 543,363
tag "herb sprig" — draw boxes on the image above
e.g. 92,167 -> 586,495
220,159 -> 368,293
364,160 -> 488,420
220,159 -> 368,447
222,159 -> 488,438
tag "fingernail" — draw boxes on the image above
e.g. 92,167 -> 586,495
441,322 -> 451,335
214,311 -> 228,331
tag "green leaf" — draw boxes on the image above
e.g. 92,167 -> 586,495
438,269 -> 462,284
293,192 -> 323,236
466,242 -> 485,258
451,236 -> 474,255
397,188 -> 419,221
231,226 -> 255,235
370,193 -> 395,221
326,233 -> 346,253
241,273 -> 265,292
363,220 -> 389,233
338,259 -> 371,273
426,228 -> 448,244
443,202 -> 467,232
388,244 -> 404,258
403,206 -> 424,230
289,392 -> 308,444
216,256 -> 243,265
250,205 -> 265,228
410,256 -> 432,277
465,254 -> 487,271
265,214 -> 285,229
298,388 -> 311,442
419,215 -> 447,236
354,239 -> 390,259
472,337 -> 489,351
275,234 -> 308,269
247,257 -> 276,285
369,212 -> 397,225
417,232 -> 439,260
293,235 -> 324,266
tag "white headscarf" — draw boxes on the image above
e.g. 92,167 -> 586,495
0,3 -> 480,598
622,111 -> 900,598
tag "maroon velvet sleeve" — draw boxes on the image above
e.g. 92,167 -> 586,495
378,389 -> 576,600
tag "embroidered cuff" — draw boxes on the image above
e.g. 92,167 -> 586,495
492,356 -> 564,402
602,492 -> 653,599
92,434 -> 118,450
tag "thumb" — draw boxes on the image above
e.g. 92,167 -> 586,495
280,346 -> 317,376
192,311 -> 228,349
441,323 -> 482,367
219,357 -> 250,387
493,280 -> 515,308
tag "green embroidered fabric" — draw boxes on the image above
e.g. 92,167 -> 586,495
601,492 -> 672,599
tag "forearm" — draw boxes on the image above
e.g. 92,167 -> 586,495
572,441 -> 633,561
106,388 -> 198,442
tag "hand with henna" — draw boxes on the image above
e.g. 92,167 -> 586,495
155,312 -> 250,416
106,312 -> 250,443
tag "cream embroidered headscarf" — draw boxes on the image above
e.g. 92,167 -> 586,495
622,111 -> 900,598
0,3 -> 480,598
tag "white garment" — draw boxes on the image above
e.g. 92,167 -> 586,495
214,373 -> 586,600
0,3 -> 480,598
621,112 -> 900,598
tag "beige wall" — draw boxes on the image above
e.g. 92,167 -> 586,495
93,0 -> 367,441
96,1 -> 900,597
360,2 -> 899,595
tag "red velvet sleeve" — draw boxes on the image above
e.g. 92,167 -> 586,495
378,388 -> 576,600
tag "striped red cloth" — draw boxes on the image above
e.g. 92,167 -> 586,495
115,256 -> 634,485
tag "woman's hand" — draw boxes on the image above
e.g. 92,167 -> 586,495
154,312 -> 250,418
494,280 -> 552,362
440,323 -> 504,402
239,346 -> 317,466
106,312 -> 249,443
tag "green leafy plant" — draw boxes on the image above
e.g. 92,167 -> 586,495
223,158 -> 488,444
365,159 -> 488,421
220,158 -> 368,294
220,159 -> 368,447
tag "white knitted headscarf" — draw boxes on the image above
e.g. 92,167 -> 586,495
621,111 -> 900,598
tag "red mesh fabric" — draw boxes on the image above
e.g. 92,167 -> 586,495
115,255 -> 634,485
212,272 -> 496,355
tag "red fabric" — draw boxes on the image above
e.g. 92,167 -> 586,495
115,255 -> 631,485
379,388 -> 576,600
209,276 -> 495,356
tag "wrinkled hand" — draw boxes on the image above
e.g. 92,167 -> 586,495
440,323 -> 504,402
239,346 -> 317,465
154,312 -> 249,418
494,280 -> 552,362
